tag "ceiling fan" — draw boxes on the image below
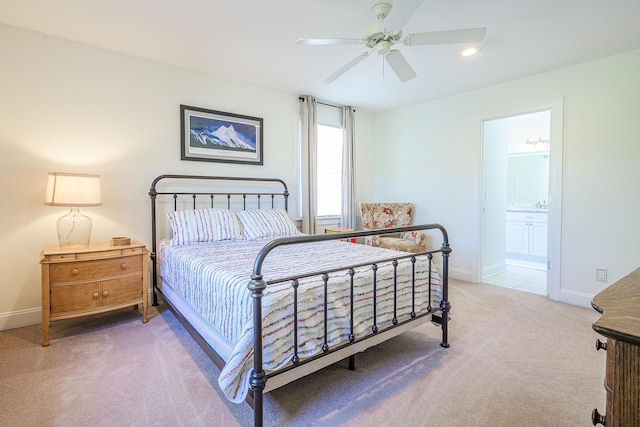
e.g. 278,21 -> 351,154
296,0 -> 487,83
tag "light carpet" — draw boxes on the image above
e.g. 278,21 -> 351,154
0,279 -> 606,426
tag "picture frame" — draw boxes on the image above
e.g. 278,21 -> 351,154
180,105 -> 263,165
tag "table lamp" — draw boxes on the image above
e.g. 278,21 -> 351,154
44,172 -> 102,247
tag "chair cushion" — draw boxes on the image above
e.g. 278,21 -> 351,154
375,236 -> 424,254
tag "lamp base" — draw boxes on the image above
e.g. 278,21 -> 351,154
57,207 -> 92,247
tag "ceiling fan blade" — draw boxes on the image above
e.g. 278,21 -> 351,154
325,51 -> 371,83
296,38 -> 363,46
383,0 -> 424,31
384,49 -> 417,82
404,27 -> 487,45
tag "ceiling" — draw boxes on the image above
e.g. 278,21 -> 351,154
2,0 -> 640,113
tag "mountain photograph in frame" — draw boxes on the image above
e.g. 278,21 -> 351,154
180,105 -> 263,165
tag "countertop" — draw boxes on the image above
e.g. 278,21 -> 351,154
506,208 -> 548,213
592,267 -> 640,346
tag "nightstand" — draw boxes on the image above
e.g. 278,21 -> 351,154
40,240 -> 149,346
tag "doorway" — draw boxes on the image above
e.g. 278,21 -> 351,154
478,100 -> 563,300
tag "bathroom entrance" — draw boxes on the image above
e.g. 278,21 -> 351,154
479,100 -> 563,300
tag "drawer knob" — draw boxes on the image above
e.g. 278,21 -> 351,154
102,291 -> 109,298
71,268 -> 79,276
92,292 -> 99,299
591,408 -> 606,425
595,339 -> 607,351
120,263 -> 127,270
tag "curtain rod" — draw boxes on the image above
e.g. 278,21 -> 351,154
298,96 -> 354,111
318,101 -> 341,108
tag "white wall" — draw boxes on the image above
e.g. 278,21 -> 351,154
3,22 -> 638,331
0,23 -> 375,329
373,48 -> 640,306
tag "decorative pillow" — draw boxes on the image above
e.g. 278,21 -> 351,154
168,208 -> 243,245
236,208 -> 301,240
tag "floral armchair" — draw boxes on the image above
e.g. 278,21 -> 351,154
359,202 -> 426,254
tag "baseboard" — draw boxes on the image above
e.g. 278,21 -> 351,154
449,266 -> 473,283
1,291 -> 156,332
505,252 -> 547,264
0,307 -> 41,331
559,289 -> 593,308
482,261 -> 507,279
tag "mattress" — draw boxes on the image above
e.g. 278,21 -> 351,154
159,237 -> 442,403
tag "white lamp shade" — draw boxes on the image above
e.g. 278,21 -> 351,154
44,172 -> 102,207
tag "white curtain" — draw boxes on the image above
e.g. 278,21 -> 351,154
341,106 -> 356,229
299,95 -> 318,234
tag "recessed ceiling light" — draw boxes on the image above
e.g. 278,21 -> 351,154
462,47 -> 480,57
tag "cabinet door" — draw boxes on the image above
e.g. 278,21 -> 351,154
529,222 -> 548,257
506,221 -> 528,254
101,275 -> 143,306
51,282 -> 101,314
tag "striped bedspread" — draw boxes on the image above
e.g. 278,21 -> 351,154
160,237 -> 442,403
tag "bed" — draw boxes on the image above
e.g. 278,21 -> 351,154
149,174 -> 451,427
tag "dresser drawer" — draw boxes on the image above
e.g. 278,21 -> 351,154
49,255 -> 142,283
605,338 -> 614,392
506,211 -> 548,223
44,245 -> 146,262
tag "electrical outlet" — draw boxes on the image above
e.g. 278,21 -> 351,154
596,268 -> 607,282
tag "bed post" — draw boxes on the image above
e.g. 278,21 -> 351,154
440,241 -> 451,348
248,273 -> 266,427
149,186 -> 159,306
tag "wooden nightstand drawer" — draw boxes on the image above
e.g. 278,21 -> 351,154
44,246 -> 146,262
49,255 -> 142,283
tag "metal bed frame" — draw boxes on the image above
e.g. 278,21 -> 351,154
149,174 -> 451,427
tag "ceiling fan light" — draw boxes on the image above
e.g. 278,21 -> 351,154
462,47 -> 480,57
375,40 -> 391,55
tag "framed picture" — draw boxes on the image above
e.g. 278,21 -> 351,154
180,105 -> 263,165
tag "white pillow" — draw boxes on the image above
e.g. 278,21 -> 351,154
236,208 -> 301,240
167,208 -> 243,245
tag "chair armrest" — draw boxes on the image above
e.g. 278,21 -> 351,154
364,232 -> 400,247
400,231 -> 426,247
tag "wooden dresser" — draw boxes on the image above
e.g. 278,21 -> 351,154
591,267 -> 640,426
40,240 -> 149,346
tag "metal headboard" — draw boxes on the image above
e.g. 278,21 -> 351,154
148,174 -> 290,305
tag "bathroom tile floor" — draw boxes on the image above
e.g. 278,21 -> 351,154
483,259 -> 547,296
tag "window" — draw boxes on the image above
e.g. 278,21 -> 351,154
297,102 -> 346,220
316,124 -> 343,216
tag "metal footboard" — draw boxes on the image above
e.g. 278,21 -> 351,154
247,227 -> 450,427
